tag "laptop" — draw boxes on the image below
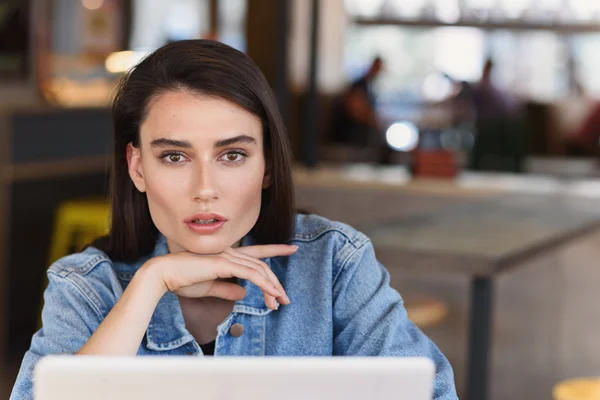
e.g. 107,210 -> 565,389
34,356 -> 435,400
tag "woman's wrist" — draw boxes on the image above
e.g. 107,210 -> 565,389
77,258 -> 167,356
135,257 -> 169,301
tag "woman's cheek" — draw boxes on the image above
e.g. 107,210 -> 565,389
228,172 -> 263,200
146,170 -> 191,212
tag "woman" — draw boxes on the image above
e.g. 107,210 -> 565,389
11,40 -> 458,400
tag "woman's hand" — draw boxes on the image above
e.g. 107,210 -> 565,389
145,244 -> 297,310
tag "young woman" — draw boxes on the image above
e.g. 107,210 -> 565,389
11,40 -> 458,400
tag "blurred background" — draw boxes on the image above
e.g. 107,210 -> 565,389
1,0 -> 600,399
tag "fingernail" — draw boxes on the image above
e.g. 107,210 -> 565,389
274,288 -> 283,297
284,294 -> 290,303
291,245 -> 299,250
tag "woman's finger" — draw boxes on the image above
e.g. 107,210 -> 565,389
217,260 -> 283,299
220,252 -> 270,281
221,252 -> 280,310
165,252 -> 283,306
235,244 -> 298,259
227,248 -> 289,305
205,280 -> 247,301
175,280 -> 246,301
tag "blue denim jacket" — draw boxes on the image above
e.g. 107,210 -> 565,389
11,214 -> 458,399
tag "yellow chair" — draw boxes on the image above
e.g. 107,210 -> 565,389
405,297 -> 449,330
48,198 -> 111,265
553,378 -> 600,400
39,198 -> 110,328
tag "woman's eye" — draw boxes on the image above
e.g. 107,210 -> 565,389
222,151 -> 247,163
160,153 -> 186,164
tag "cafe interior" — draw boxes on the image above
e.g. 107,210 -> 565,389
1,0 -> 600,399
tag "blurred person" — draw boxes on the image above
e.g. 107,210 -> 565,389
555,69 -> 600,156
550,79 -> 591,153
441,60 -> 519,125
330,56 -> 392,163
468,59 -> 519,121
457,59 -> 525,172
10,41 -> 457,400
566,100 -> 600,156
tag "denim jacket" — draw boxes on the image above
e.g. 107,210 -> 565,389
11,214 -> 458,399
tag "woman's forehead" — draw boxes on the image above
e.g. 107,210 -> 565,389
141,90 -> 262,145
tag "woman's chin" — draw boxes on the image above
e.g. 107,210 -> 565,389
166,231 -> 245,255
185,244 -> 227,255
182,237 -> 240,255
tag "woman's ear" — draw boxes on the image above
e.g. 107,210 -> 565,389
262,172 -> 271,189
262,151 -> 272,189
126,142 -> 146,193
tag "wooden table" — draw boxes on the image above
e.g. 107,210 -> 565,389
295,164 -> 600,400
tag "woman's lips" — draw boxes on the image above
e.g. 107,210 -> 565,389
184,212 -> 227,223
185,220 -> 226,234
184,212 -> 227,235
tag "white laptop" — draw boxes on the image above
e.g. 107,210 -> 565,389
34,356 -> 435,400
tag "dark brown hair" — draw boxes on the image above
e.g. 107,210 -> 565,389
97,40 -> 296,262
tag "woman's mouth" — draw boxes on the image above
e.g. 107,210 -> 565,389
186,219 -> 225,234
192,218 -> 219,224
184,213 -> 227,234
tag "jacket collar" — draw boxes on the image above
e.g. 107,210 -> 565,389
144,233 -> 275,351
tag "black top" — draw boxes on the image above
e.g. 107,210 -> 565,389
200,340 -> 216,356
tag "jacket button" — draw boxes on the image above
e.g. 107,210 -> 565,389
229,323 -> 244,338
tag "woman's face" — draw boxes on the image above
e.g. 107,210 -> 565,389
127,90 -> 269,254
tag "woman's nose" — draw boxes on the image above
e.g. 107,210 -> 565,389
192,166 -> 218,202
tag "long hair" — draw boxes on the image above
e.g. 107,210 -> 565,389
98,40 -> 295,262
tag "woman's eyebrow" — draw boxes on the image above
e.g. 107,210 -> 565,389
150,138 -> 192,148
215,134 -> 257,147
149,135 -> 257,149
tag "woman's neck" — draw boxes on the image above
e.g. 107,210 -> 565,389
179,296 -> 235,345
